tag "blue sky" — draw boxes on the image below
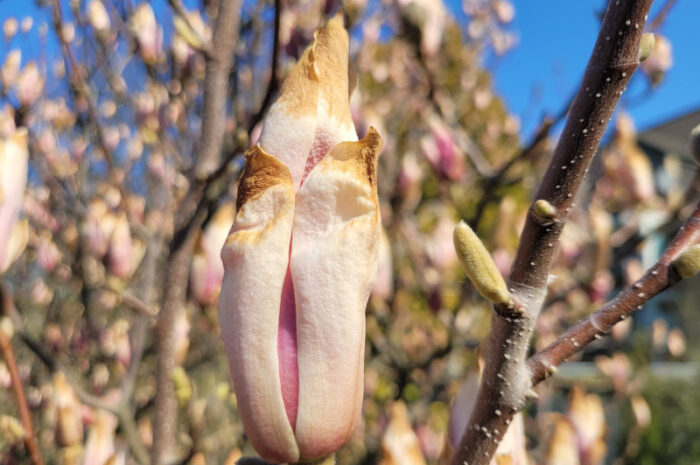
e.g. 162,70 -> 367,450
2,0 -> 698,141
490,0 -> 700,138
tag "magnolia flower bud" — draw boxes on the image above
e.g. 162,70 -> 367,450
107,213 -> 134,278
173,310 -> 191,366
129,4 -> 162,64
17,62 -> 44,107
172,10 -> 210,67
36,231 -> 62,273
371,228 -> 394,301
82,199 -> 116,258
671,244 -> 700,279
641,34 -> 672,86
82,410 -> 117,465
0,415 -> 26,441
544,416 -> 579,465
566,386 -> 606,465
638,33 -> 655,62
453,221 -> 512,306
0,128 -> 29,274
53,373 -> 83,447
1,50 -> 21,90
3,18 -> 18,40
20,17 -> 31,33
379,402 -> 426,465
420,114 -> 465,181
87,0 -> 111,35
219,14 -> 382,463
190,203 -> 234,306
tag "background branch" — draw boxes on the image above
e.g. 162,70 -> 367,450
151,0 -> 242,463
0,286 -> 44,465
530,202 -> 700,385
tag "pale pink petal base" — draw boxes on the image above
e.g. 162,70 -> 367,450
220,147 -> 300,464
290,130 -> 382,459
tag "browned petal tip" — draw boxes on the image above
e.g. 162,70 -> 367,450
11,127 -> 28,145
237,145 -> 292,210
328,10 -> 346,29
325,127 -> 383,188
306,12 -> 347,84
362,126 -> 383,155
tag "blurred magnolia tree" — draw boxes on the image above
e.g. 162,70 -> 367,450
0,0 -> 698,465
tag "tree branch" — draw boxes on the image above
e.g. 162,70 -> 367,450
648,0 -> 677,30
151,0 -> 242,463
192,0 -> 244,180
247,0 -> 282,134
449,2 -> 654,464
530,202 -> 700,384
0,285 -> 44,465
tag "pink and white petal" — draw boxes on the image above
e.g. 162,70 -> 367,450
291,129 -> 382,459
303,14 -> 358,180
219,146 -> 299,464
0,129 -> 29,273
259,36 -> 320,190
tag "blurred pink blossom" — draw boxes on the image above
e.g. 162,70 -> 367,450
17,62 -> 44,106
129,4 -> 162,64
53,372 -> 84,447
0,128 -> 29,273
190,203 -> 234,306
1,50 -> 21,89
87,0 -> 111,35
371,228 -> 394,301
378,401 -> 427,465
641,34 -> 672,85
82,409 -> 117,465
420,114 -> 465,181
425,213 -> 458,271
36,231 -> 62,273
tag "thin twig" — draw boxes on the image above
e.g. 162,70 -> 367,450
246,0 -> 283,133
121,291 -> 158,317
648,0 -> 677,30
530,201 -> 700,384
471,116 -> 554,225
0,286 -> 45,465
168,0 -> 213,57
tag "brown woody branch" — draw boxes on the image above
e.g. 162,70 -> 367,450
530,202 -> 700,384
247,0 -> 283,134
151,0 -> 242,463
648,0 -> 677,30
0,286 -> 44,465
449,1 -> 654,465
192,0 -> 243,180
